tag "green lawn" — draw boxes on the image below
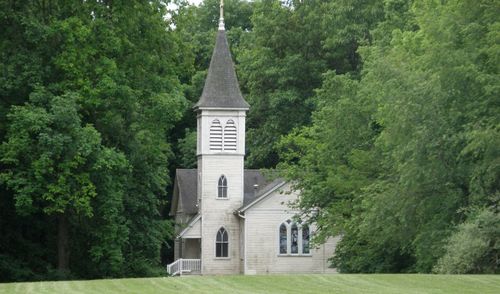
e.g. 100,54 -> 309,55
1,274 -> 499,294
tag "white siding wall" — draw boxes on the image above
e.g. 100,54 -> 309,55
199,154 -> 244,274
244,184 -> 339,274
197,108 -> 246,275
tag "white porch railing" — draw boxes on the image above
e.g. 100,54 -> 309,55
167,259 -> 201,276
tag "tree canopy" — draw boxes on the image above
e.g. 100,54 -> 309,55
277,0 -> 499,273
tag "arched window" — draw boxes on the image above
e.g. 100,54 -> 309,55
291,223 -> 299,254
216,227 -> 228,257
209,119 -> 223,151
218,175 -> 227,198
302,225 -> 310,254
278,220 -> 311,255
279,223 -> 287,254
223,119 -> 237,151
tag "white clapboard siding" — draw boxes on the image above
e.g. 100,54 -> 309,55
200,155 -> 244,274
244,183 -> 339,274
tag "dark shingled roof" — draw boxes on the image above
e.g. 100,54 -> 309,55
170,169 -> 282,216
194,30 -> 249,109
242,170 -> 274,206
174,169 -> 198,215
242,178 -> 285,208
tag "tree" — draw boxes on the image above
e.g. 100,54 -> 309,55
1,90 -> 127,272
434,207 -> 499,274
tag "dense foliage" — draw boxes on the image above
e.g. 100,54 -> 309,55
240,0 -> 385,168
1,0 -> 185,280
277,0 -> 499,273
0,0 -> 498,281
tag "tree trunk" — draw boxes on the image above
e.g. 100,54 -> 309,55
57,213 -> 69,271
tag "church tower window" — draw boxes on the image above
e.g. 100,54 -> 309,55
209,119 -> 223,151
223,119 -> 237,151
216,227 -> 229,257
218,175 -> 228,198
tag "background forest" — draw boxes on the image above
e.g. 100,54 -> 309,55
0,0 -> 498,281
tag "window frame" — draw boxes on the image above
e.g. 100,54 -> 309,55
277,220 -> 312,257
217,175 -> 228,199
302,224 -> 310,254
279,223 -> 288,254
215,227 -> 229,259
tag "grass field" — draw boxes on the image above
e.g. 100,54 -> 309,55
1,274 -> 499,294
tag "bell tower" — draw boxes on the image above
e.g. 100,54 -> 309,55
195,0 -> 249,274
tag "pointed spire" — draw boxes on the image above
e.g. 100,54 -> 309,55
194,1 -> 249,110
218,0 -> 225,31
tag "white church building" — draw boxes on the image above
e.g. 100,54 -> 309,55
167,2 -> 338,276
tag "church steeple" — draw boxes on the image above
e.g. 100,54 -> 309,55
195,1 -> 247,274
218,0 -> 225,31
194,0 -> 249,110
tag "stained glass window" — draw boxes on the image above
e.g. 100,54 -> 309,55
279,221 -> 312,255
302,225 -> 310,254
279,223 -> 287,254
291,223 -> 298,254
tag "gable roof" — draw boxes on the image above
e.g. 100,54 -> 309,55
170,169 -> 282,216
238,180 -> 287,213
194,30 -> 249,109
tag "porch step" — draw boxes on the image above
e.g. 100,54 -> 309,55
180,270 -> 201,276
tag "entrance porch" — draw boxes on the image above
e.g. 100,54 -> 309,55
168,215 -> 202,276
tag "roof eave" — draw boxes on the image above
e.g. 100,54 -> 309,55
193,105 -> 250,111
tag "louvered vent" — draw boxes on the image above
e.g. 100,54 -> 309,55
224,120 -> 237,151
209,119 -> 223,151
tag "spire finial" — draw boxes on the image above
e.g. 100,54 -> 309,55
218,0 -> 225,31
